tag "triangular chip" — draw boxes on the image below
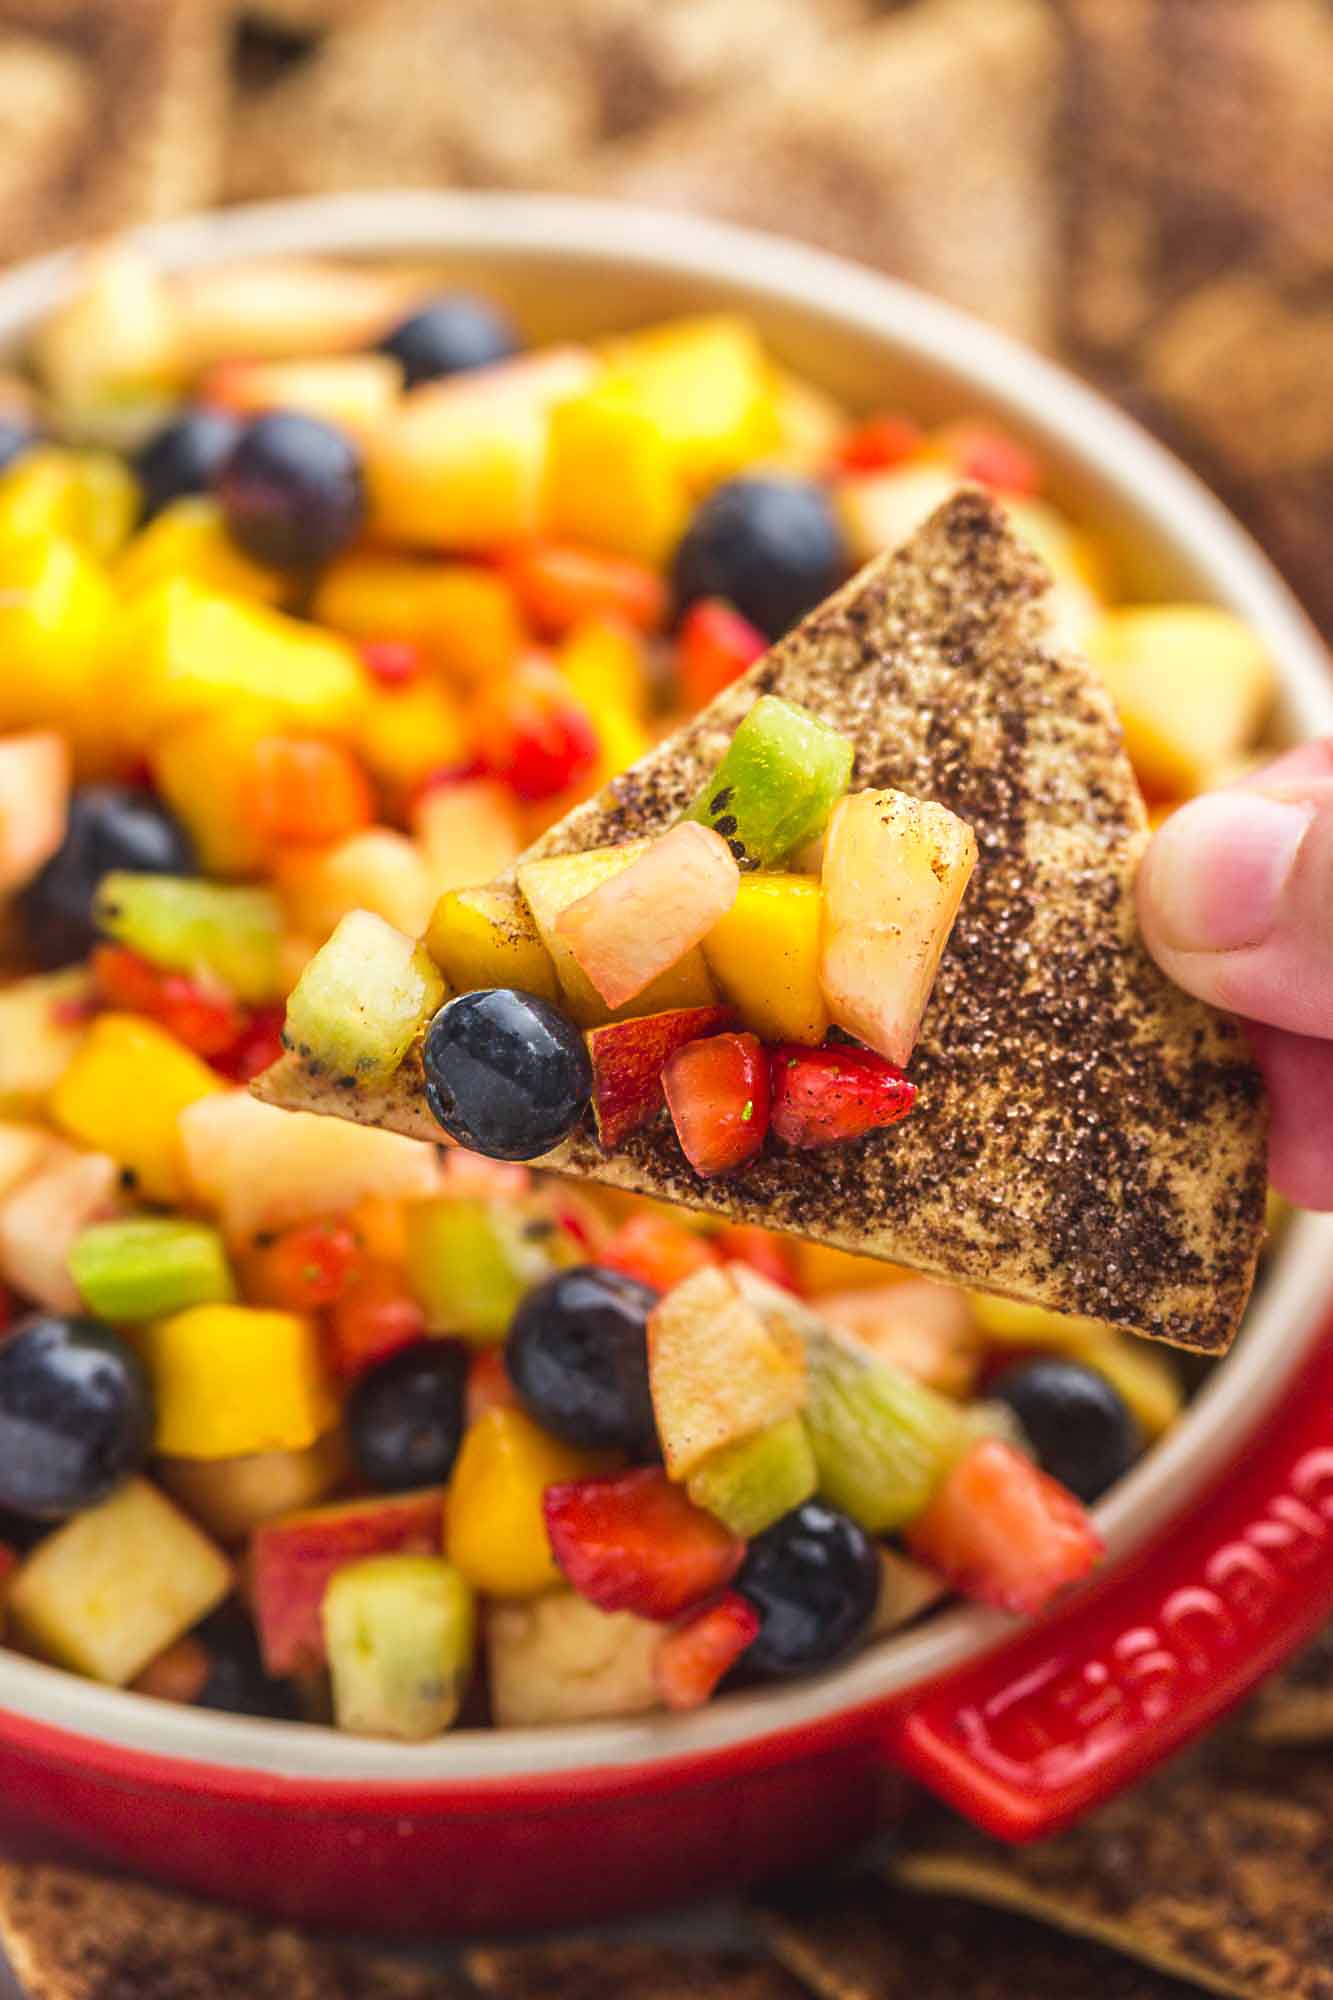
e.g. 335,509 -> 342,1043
257,491 -> 1267,1351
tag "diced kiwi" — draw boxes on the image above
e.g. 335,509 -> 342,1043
322,1554 -> 475,1740
803,1324 -> 967,1534
282,908 -> 446,1086
69,1216 -> 235,1321
687,1414 -> 817,1539
405,1197 -> 567,1346
684,694 -> 852,870
94,872 -> 283,1004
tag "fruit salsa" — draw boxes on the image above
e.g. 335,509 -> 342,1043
0,247 -> 1277,1738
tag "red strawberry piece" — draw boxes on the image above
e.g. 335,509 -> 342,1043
677,598 -> 767,710
212,1004 -> 286,1082
505,542 -> 666,638
587,1003 -> 735,1148
655,1592 -> 760,1711
662,1031 -> 771,1178
715,1224 -> 801,1293
244,1219 -> 362,1312
544,1467 -> 743,1621
769,1042 -> 916,1149
833,413 -> 925,475
906,1437 -> 1103,1616
91,944 -> 243,1058
602,1213 -> 721,1295
939,421 -> 1040,498
326,1265 -> 427,1381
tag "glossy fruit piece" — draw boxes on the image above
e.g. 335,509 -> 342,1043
324,1554 -> 475,1741
0,1124 -> 54,1206
545,1468 -> 742,1621
557,824 -> 739,1013
662,1031 -> 771,1179
558,617 -> 651,723
506,543 -> 666,638
585,1004 -> 734,1148
767,368 -> 843,475
425,884 -> 559,1005
676,598 -> 767,711
251,1486 -> 445,1676
738,1500 -> 881,1678
487,1590 -> 662,1728
315,556 -> 522,687
542,379 -> 689,565
647,1264 -> 805,1481
990,1358 -> 1143,1504
935,420 -> 1040,497
348,1341 -> 469,1493
835,463 -> 959,566
446,1406 -> 602,1598
93,873 -> 283,1006
906,1435 -> 1103,1615
140,1303 -> 335,1460
283,910 -> 445,1089
715,1225 -> 800,1293
819,1280 -> 981,1398
655,1592 -> 760,1712
833,413 -> 925,475
600,317 -> 780,489
245,736 -> 374,847
412,778 -> 523,898
118,490 -> 286,602
686,1415 -> 818,1540
0,731 -> 68,897
8,1477 -> 230,1687
19,784 -> 195,970
602,1213 -> 720,1294
91,945 -> 244,1059
240,1218 -> 360,1313
133,410 -> 241,522
0,1146 -> 121,1316
211,1005 -> 284,1085
69,1217 -> 235,1322
506,1265 -> 658,1457
685,694 -> 853,872
0,1314 -> 153,1518
170,257 -> 421,371
967,1291 -> 1117,1353
327,1264 -> 426,1381
803,1318 -> 967,1533
672,475 -> 845,641
378,294 -> 518,387
0,538 -> 116,779
820,786 -> 977,1066
1080,1334 -> 1181,1441
1086,606 -> 1275,799
202,355 -> 402,437
404,1194 -> 561,1344
360,637 -> 424,687
421,989 -> 592,1162
149,708 -> 270,878
217,412 -> 365,571
276,827 -> 435,943
360,679 -> 469,804
51,1013 -> 221,1205
702,874 -> 828,1046
0,969 -> 91,1112
157,1429 -> 347,1545
31,245 -> 180,410
474,656 -> 599,805
770,1044 -> 917,1151
0,447 -> 135,561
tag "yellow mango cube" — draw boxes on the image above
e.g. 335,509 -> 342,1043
703,874 -> 829,1044
360,679 -> 468,800
426,885 -> 560,1002
598,316 -> 780,489
116,497 -> 286,605
277,827 -> 435,942
0,537 -> 117,774
8,1479 -> 231,1686
1086,605 -> 1276,799
446,1407 -> 602,1598
313,555 -> 522,685
151,708 -> 270,877
559,618 -> 648,720
140,1303 -> 337,1459
543,384 -> 688,565
50,1013 -> 222,1204
0,447 -> 138,561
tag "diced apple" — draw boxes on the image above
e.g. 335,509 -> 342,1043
0,732 -> 68,896
324,1554 -> 475,1740
1086,605 -> 1276,799
412,779 -> 524,896
0,970 -> 91,1112
586,1004 -> 735,1148
556,824 -> 739,1011
282,909 -> 446,1086
836,464 -> 960,564
32,246 -> 184,411
819,1281 -> 982,1398
200,355 -> 403,437
158,1429 -> 348,1544
425,883 -> 560,1004
647,1264 -> 806,1481
487,1591 -> 663,1727
0,1122 -> 55,1204
0,1145 -> 122,1313
276,828 -> 435,942
819,787 -> 977,1066
171,257 -> 422,369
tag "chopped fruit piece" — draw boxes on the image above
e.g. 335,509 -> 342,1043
252,1486 -> 445,1676
178,1091 -> 439,1240
316,556 -> 522,685
422,989 -> 592,1162
686,1414 -> 818,1539
768,369 -> 844,474
446,1407 -> 602,1598
655,1592 -> 759,1712
673,476 -> 845,641
0,447 -> 136,563
241,1219 -> 360,1313
413,778 -> 524,896
1086,606 -> 1275,799
647,1264 -> 805,1481
21,784 -> 195,973
559,617 -> 649,721
150,710 -> 270,878
487,1591 -> 662,1727
360,637 -> 423,686
702,874 -> 828,1045
990,1358 -> 1143,1504
543,380 -> 689,565
0,970 -> 91,1112
677,598 -> 768,711
158,1430 -> 347,1545
0,538 -> 116,779
140,1303 -> 336,1460
51,1013 -> 222,1205
819,787 -> 978,1066
92,945 -> 243,1059
245,737 -> 373,847
586,1004 -> 735,1148
738,1500 -> 880,1677
685,694 -> 853,871
545,1468 -> 742,1621
835,463 -> 959,564
0,732 -> 68,896
328,1264 -> 426,1381
324,1554 -> 474,1740
1081,1335 -> 1181,1441
663,1030 -> 771,1178
201,355 -> 402,436
360,679 -> 469,802
93,874 -> 283,1005
820,1281 -> 981,1398
715,1226 -> 800,1293
131,1636 -> 210,1706
467,1346 -> 520,1425
833,414 -> 925,475
8,1479 -> 230,1687
425,884 -> 559,1005
277,828 -> 435,943
968,1292 -> 1117,1352
598,316 -> 780,489
0,1147 -> 121,1315
116,496 -> 284,605
905,1437 -> 1102,1615
33,247 -> 182,410
70,1218 -> 235,1321
213,1006 -> 285,1084
803,1318 -> 967,1533
603,1213 -> 720,1295
517,842 -> 719,1027
505,543 -> 666,637
870,1547 -> 945,1638
283,910 -> 445,1087
171,258 -> 420,370
475,657 -> 599,804
936,421 -> 1040,497
0,1123 -> 54,1203
558,824 -> 739,1011
405,1195 -> 567,1344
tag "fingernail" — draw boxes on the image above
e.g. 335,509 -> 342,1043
1144,793 -> 1314,953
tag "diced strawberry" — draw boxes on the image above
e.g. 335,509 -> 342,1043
677,599 -> 767,711
326,1264 -> 427,1380
243,1218 -> 362,1312
715,1224 -> 800,1293
587,1004 -> 735,1147
505,542 -> 666,638
246,736 -> 374,846
655,1592 -> 760,1711
91,944 -> 243,1059
477,659 -> 599,802
544,1467 -> 743,1621
212,1004 -> 286,1083
663,1032 -> 771,1179
769,1043 -> 916,1150
466,1346 -> 520,1425
360,637 -> 426,688
906,1437 -> 1103,1616
603,1213 -> 720,1294
832,414 -> 925,476
938,422 -> 1040,498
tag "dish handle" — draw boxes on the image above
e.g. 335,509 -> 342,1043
880,1309 -> 1333,1840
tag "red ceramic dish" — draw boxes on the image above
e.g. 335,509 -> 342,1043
0,193 -> 1330,1934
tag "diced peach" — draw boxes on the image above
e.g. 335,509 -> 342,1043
172,258 -> 421,369
200,356 -> 403,437
556,824 -> 739,1010
0,731 -> 69,896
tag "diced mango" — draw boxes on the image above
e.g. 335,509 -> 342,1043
1086,605 -> 1276,799
768,369 -> 845,474
140,1303 -> 337,1459
446,1407 -> 602,1598
116,496 -> 285,604
0,447 -> 138,561
543,382 -> 689,564
413,780 -> 524,897
359,679 -> 468,801
50,1013 -> 222,1204
597,316 -> 780,489
703,874 -> 829,1044
0,970 -> 90,1112
968,1292 -> 1118,1351
8,1478 -> 230,1686
151,708 -> 270,876
559,617 -> 648,720
426,884 -> 559,1002
313,555 -> 522,685
1081,1335 -> 1182,1440
276,827 -> 435,942
0,537 -> 117,775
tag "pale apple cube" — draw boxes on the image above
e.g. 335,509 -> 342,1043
0,1144 -> 122,1313
0,731 -> 68,896
556,824 -> 739,1010
648,1264 -> 806,1481
487,1592 -> 662,1727
819,788 -> 977,1067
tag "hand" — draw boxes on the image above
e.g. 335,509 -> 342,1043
1138,742 -> 1333,1210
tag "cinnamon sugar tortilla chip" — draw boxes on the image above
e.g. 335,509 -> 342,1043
1250,1620 -> 1333,1744
465,1939 -> 806,2000
256,490 -> 1267,1352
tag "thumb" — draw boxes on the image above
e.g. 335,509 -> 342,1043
1137,762 -> 1333,1039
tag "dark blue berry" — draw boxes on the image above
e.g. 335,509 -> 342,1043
133,407 -> 241,522
19,784 -> 196,967
193,1604 -> 300,1721
422,988 -> 591,1161
0,1315 -> 153,1519
378,295 -> 518,388
347,1339 -> 468,1492
0,418 -> 39,476
507,1265 -> 658,1457
990,1359 -> 1142,1504
671,476 -> 846,640
216,411 -> 364,569
738,1501 -> 879,1677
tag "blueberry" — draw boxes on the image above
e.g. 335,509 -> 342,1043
347,1339 -> 469,1492
133,407 -> 241,522
422,988 -> 591,1161
216,411 -> 364,569
507,1265 -> 658,1456
671,476 -> 846,640
18,785 -> 196,968
0,1315 -> 153,1519
990,1359 -> 1143,1504
193,1604 -> 299,1721
378,295 -> 519,388
738,1501 -> 880,1677
0,418 -> 39,476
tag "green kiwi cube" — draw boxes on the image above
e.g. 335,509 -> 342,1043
323,1554 -> 475,1741
282,908 -> 446,1085
687,1414 -> 817,1538
94,872 -> 283,1004
684,695 -> 853,869
69,1216 -> 235,1321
